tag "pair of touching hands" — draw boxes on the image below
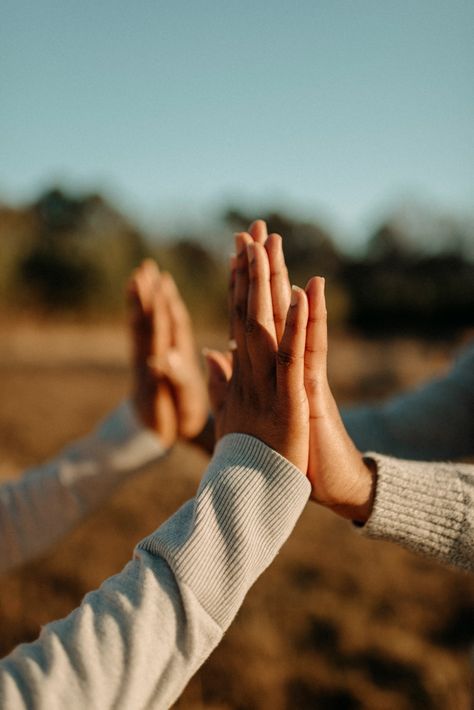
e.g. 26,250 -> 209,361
129,221 -> 376,524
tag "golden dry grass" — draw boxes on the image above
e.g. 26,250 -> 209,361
0,320 -> 472,709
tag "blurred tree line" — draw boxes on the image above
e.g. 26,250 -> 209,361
0,187 -> 473,336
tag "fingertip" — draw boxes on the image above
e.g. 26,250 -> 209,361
265,232 -> 283,252
246,241 -> 255,263
305,275 -> 324,291
248,219 -> 268,244
234,232 -> 252,255
142,257 -> 160,272
287,286 -> 309,331
160,271 -> 175,295
305,276 -> 326,308
290,284 -> 307,306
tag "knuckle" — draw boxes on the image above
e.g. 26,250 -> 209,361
305,344 -> 328,356
248,269 -> 259,285
308,310 -> 328,324
304,372 -> 326,395
277,348 -> 296,367
274,311 -> 286,325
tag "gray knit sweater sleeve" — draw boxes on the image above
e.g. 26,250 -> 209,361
361,453 -> 474,572
0,401 -> 166,575
0,434 -> 310,709
342,344 -> 474,460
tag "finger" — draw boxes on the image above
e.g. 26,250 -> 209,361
160,272 -> 194,356
128,262 -> 152,315
203,348 -> 232,414
228,253 -> 237,341
276,286 -> 308,397
265,233 -> 292,342
151,272 -> 172,360
233,232 -> 253,371
128,261 -> 158,367
248,219 -> 268,244
246,241 -> 278,373
304,277 -> 328,404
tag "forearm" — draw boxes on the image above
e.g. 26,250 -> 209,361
360,453 -> 474,572
342,377 -> 474,461
0,401 -> 166,574
0,434 -> 310,709
342,345 -> 474,461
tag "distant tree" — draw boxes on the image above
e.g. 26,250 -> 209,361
155,238 -> 228,326
15,188 -> 148,312
345,217 -> 474,336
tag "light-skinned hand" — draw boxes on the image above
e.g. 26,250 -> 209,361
128,260 -> 178,448
128,259 -> 208,447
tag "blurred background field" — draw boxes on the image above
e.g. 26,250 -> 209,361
0,160 -> 473,710
1,2 -> 473,707
0,318 -> 473,710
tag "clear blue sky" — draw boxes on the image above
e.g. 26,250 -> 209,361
1,1 -> 473,244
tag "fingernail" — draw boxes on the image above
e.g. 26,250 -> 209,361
228,338 -> 237,351
229,253 -> 237,270
290,285 -> 300,306
246,242 -> 255,263
201,347 -> 211,357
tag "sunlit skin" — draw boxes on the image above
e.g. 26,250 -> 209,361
128,259 -> 208,448
209,222 -> 376,521
205,239 -> 310,473
129,220 -> 376,522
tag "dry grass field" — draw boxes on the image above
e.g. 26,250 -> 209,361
0,319 -> 473,709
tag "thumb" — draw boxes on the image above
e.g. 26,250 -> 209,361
203,348 -> 232,414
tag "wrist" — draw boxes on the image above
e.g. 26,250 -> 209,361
187,413 -> 216,455
325,456 -> 377,524
350,457 -> 378,523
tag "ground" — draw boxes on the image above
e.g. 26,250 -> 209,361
0,320 -> 472,709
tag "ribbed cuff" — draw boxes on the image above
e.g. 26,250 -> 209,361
362,452 -> 465,566
139,433 -> 311,629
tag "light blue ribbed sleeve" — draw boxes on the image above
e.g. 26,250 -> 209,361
342,344 -> 474,461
